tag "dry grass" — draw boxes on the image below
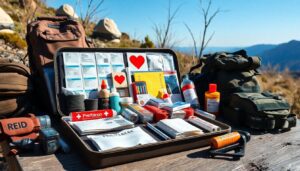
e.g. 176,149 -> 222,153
176,52 -> 199,75
258,69 -> 300,117
0,32 -> 27,49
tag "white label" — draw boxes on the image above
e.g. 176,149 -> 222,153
183,89 -> 199,106
83,78 -> 98,89
82,66 -> 97,78
64,66 -> 82,78
95,53 -> 111,64
66,78 -> 83,90
63,52 -> 81,65
207,98 -> 220,113
161,53 -> 175,71
80,53 -> 96,65
111,64 -> 125,72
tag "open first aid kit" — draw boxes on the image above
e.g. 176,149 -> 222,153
54,48 -> 231,169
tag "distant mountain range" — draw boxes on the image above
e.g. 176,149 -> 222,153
175,40 -> 300,71
175,46 -> 242,55
244,44 -> 277,56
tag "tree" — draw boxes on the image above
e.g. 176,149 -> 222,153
185,0 -> 221,59
76,0 -> 105,29
153,0 -> 181,48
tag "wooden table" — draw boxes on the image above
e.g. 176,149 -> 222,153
1,121 -> 300,171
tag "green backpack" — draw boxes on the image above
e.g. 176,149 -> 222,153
189,50 -> 261,106
189,50 -> 297,131
224,92 -> 297,130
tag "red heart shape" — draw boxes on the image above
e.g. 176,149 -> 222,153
129,55 -> 145,69
114,75 -> 125,85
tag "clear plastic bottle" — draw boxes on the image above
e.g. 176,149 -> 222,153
181,75 -> 200,108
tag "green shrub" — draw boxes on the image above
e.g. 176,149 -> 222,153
140,35 -> 155,48
0,32 -> 27,49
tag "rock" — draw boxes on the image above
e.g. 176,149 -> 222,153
56,4 -> 78,19
26,0 -> 37,10
5,46 -> 12,51
93,18 -> 121,42
16,50 -> 25,55
0,7 -> 14,30
0,40 -> 28,66
0,29 -> 14,34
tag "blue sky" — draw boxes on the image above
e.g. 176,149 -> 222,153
47,0 -> 300,47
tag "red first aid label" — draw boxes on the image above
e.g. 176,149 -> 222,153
71,109 -> 115,122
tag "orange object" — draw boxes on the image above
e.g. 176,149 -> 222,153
0,114 -> 40,136
98,80 -> 110,109
99,80 -> 109,98
211,132 -> 241,149
205,84 -> 221,115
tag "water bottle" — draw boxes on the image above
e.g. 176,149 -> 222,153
109,87 -> 121,114
181,75 -> 200,108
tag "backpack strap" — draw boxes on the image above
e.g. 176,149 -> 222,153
189,61 -> 203,73
36,16 -> 68,21
246,114 -> 276,130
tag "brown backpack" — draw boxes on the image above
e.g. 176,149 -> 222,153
26,16 -> 91,113
0,60 -> 32,118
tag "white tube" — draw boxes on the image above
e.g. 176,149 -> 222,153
195,109 -> 216,120
188,116 -> 220,132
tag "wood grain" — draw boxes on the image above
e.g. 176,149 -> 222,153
2,121 -> 300,171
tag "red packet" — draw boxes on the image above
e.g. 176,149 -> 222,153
70,109 -> 117,122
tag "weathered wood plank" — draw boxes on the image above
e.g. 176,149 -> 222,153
3,121 -> 300,171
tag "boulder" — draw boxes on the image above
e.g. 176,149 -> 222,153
26,0 -> 37,11
56,4 -> 78,19
0,29 -> 15,34
93,18 -> 121,42
0,7 -> 14,30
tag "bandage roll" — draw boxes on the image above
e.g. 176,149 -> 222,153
188,116 -> 220,132
65,94 -> 85,113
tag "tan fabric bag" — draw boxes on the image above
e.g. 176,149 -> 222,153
26,16 -> 89,73
26,16 -> 91,113
0,60 -> 32,118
